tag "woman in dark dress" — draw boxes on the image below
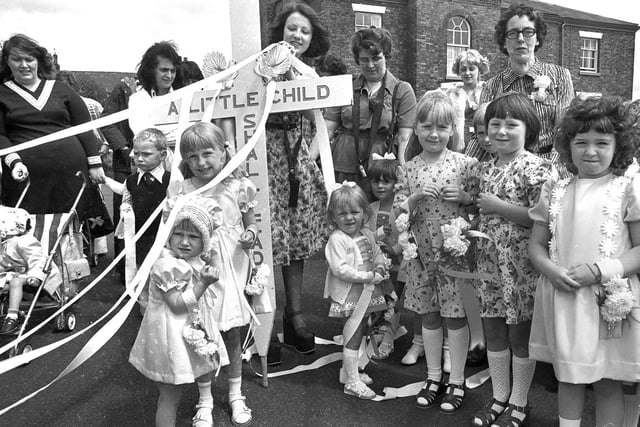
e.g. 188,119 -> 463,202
0,34 -> 104,217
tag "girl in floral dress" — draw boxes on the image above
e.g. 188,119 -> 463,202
395,91 -> 477,413
169,122 -> 258,427
468,92 -> 557,427
529,96 -> 640,427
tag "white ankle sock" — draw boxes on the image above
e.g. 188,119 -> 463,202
487,348 -> 511,402
447,326 -> 469,386
197,380 -> 213,406
228,376 -> 242,401
558,416 -> 581,427
342,348 -> 360,385
510,355 -> 535,408
422,326 -> 443,382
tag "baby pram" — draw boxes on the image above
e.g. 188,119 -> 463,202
0,173 -> 91,358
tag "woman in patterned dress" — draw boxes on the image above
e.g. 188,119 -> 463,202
265,3 -> 331,356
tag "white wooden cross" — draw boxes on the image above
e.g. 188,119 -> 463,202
148,0 -> 351,383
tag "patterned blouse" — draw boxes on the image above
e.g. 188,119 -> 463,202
480,58 -> 574,157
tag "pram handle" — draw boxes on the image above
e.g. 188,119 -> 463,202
43,171 -> 87,274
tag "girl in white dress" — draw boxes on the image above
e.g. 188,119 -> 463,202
529,96 -> 640,427
129,198 -> 223,427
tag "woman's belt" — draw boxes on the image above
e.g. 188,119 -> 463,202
340,127 -> 388,137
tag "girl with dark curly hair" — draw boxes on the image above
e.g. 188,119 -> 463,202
529,96 -> 640,427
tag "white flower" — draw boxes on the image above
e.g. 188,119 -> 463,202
603,200 -> 619,218
599,238 -> 617,258
395,213 -> 410,233
402,243 -> 418,260
245,263 -> 270,296
398,231 -> 409,247
450,217 -> 470,231
549,201 -> 562,218
601,220 -> 619,238
551,184 -> 567,201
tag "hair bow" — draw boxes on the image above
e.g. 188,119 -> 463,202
371,153 -> 396,161
327,180 -> 357,201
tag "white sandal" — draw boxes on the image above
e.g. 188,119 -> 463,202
192,403 -> 213,427
343,380 -> 376,400
229,396 -> 252,426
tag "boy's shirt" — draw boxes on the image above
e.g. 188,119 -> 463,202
122,164 -> 166,206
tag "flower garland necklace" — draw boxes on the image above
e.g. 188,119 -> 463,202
548,175 -> 636,336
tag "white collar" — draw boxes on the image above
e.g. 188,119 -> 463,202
136,164 -> 165,184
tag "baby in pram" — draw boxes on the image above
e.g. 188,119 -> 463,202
0,206 -> 62,335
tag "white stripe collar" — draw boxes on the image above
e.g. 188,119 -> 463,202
4,80 -> 55,111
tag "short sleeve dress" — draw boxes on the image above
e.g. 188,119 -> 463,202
129,252 -> 217,384
395,150 -> 477,317
175,177 -> 258,332
469,151 -> 557,324
529,174 -> 640,383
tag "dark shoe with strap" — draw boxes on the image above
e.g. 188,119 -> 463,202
282,310 -> 315,354
415,379 -> 444,409
471,398 -> 508,427
266,336 -> 282,367
439,383 -> 465,414
0,316 -> 20,335
491,403 -> 530,427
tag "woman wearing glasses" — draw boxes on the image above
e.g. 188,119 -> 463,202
480,3 -> 574,162
324,27 -> 416,197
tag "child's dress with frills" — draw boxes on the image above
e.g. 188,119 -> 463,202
324,229 -> 387,317
529,174 -> 640,383
129,250 -> 228,384
171,177 -> 257,332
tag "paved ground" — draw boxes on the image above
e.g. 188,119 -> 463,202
0,244 -> 601,427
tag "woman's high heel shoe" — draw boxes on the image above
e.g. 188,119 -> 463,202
283,310 -> 315,354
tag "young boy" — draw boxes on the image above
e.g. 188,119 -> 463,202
121,128 -> 170,308
367,155 -> 403,361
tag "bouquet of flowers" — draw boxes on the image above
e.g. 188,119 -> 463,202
183,313 -> 220,360
395,213 -> 418,261
596,274 -> 638,338
441,217 -> 472,257
245,263 -> 270,296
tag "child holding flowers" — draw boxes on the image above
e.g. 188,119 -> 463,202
129,197 -> 225,427
367,153 -> 404,359
395,91 -> 478,413
468,92 -> 558,427
324,182 -> 390,400
528,96 -> 640,427
169,122 -> 258,427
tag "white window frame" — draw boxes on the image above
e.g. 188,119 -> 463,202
579,31 -> 602,74
446,17 -> 471,79
352,3 -> 385,30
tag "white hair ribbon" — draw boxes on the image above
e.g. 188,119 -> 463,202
371,152 -> 396,161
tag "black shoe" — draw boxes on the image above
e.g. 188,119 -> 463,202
282,311 -> 315,354
0,316 -> 20,335
466,345 -> 487,367
267,336 -> 282,366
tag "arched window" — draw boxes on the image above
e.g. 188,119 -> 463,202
446,17 -> 471,79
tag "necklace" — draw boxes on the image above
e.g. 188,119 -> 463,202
547,175 -> 625,264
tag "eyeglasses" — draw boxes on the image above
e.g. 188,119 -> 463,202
505,27 -> 536,39
359,56 -> 384,66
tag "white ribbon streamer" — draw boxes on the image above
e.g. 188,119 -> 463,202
0,61 -> 277,415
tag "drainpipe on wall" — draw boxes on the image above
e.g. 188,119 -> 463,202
560,21 -> 566,67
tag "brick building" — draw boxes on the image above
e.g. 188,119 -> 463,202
260,0 -> 638,99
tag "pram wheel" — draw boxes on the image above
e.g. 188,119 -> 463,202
65,312 -> 77,331
55,312 -> 76,332
8,343 -> 32,361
